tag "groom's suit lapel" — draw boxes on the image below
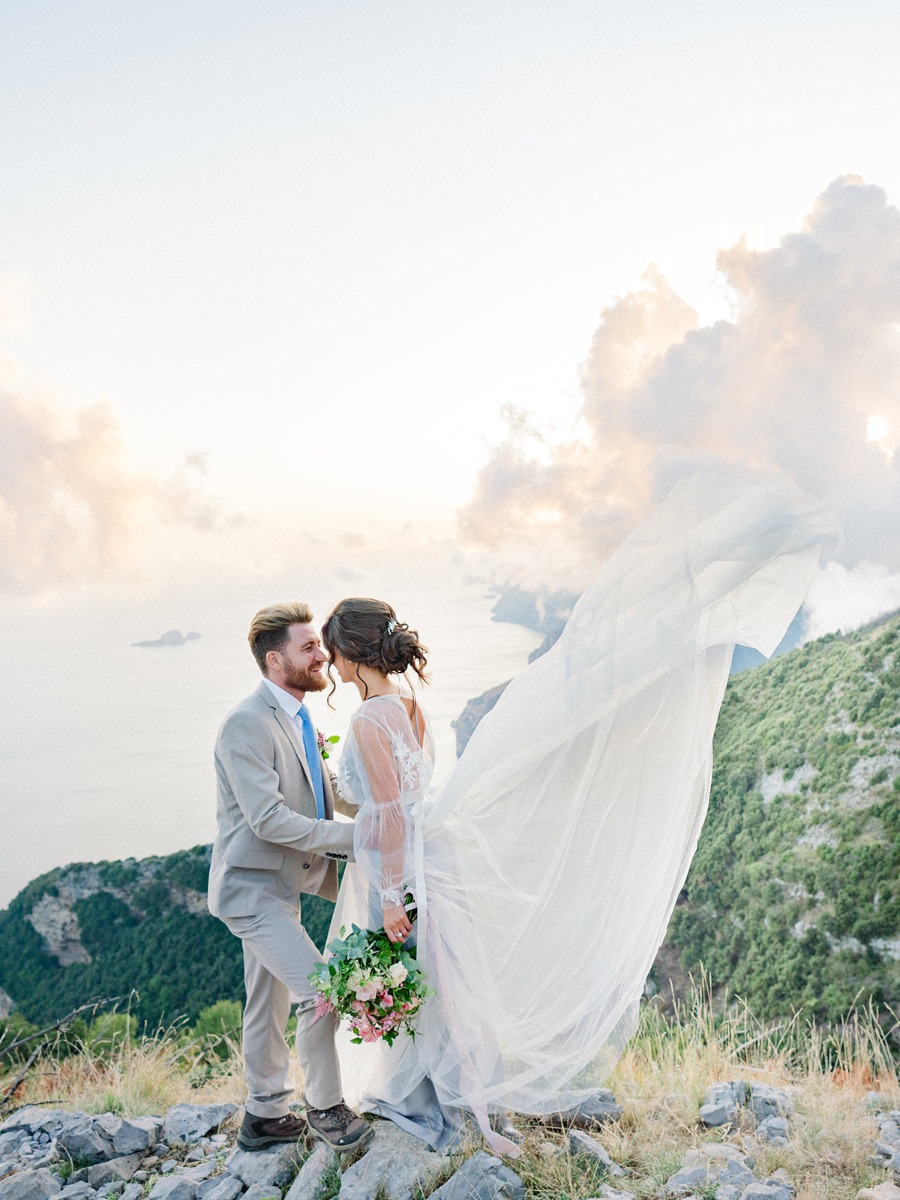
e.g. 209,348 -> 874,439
255,682 -> 315,798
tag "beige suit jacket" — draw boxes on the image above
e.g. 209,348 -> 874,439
208,681 -> 357,919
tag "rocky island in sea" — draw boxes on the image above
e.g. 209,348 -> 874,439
131,631 -> 202,649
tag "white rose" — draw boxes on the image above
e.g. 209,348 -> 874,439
387,961 -> 408,987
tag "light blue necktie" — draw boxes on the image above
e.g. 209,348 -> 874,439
297,703 -> 326,820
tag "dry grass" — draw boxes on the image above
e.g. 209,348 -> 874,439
2,981 -> 898,1200
4,1023 -> 245,1118
513,978 -> 899,1199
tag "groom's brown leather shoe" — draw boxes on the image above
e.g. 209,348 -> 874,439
305,1101 -> 373,1152
237,1111 -> 308,1150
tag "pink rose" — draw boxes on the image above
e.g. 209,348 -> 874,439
355,979 -> 380,1002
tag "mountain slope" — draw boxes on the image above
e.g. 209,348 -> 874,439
660,611 -> 900,1024
0,846 -> 335,1027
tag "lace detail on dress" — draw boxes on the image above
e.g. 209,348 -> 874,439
337,753 -> 357,805
390,733 -> 429,792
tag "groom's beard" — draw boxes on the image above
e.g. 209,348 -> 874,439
282,664 -> 327,693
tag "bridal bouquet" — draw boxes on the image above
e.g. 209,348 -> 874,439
309,905 -> 432,1047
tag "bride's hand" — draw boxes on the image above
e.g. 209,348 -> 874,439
383,902 -> 412,944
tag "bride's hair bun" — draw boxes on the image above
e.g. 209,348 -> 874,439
322,598 -> 429,689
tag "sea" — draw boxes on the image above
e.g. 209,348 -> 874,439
0,580 -> 540,909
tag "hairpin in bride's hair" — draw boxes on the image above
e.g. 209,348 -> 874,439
385,618 -> 398,635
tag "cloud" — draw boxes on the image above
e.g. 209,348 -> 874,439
803,562 -> 900,641
460,177 -> 900,634
0,384 -> 154,594
0,289 -> 236,596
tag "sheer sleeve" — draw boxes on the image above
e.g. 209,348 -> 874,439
349,700 -> 428,906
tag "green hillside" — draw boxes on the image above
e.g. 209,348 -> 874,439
0,846 -> 335,1028
661,610 -> 900,1025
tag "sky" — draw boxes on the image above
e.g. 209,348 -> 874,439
2,0 -> 900,622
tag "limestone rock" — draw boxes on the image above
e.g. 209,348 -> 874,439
0,1170 -> 61,1200
56,1185 -> 97,1200
0,1115 -> 70,1137
110,1120 -> 163,1158
282,1145 -> 337,1200
0,1137 -> 26,1160
683,1144 -> 749,1169
680,1142 -> 755,1195
662,1156 -> 755,1197
118,1187 -> 142,1200
875,1115 -> 900,1156
226,1144 -> 302,1190
83,1157 -> 143,1189
858,1184 -> 900,1200
338,1121 -> 448,1200
715,1187 -> 743,1200
6,1115 -> 123,1168
565,1090 -> 624,1129
12,1142 -> 56,1171
699,1103 -> 737,1127
242,1186 -> 283,1200
427,1151 -> 525,1200
196,1178 -> 243,1200
748,1085 -> 792,1122
568,1130 -> 626,1176
767,1170 -> 795,1192
700,1082 -> 747,1127
146,1180 -> 198,1200
177,1167 -> 214,1184
57,1124 -> 113,1169
164,1108 -> 236,1147
543,1090 -> 624,1131
739,1182 -> 793,1200
26,894 -> 91,966
585,1188 -> 635,1200
704,1082 -> 748,1110
755,1116 -> 790,1146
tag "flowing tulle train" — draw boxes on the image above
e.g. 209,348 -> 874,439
329,471 -> 836,1151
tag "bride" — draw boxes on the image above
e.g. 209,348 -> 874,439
321,472 -> 835,1155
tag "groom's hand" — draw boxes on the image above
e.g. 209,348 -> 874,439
383,902 -> 412,944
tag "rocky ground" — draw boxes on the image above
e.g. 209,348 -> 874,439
1,1082 -> 899,1200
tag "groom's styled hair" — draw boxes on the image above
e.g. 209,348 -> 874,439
248,601 -> 314,673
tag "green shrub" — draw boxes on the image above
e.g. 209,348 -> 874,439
192,1000 -> 243,1059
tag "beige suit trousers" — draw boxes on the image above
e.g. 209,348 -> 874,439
225,904 -> 342,1115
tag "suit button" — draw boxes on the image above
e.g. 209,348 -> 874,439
303,863 -> 310,869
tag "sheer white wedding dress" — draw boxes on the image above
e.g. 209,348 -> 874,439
328,472 -> 836,1154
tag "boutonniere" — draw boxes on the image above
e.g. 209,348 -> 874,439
317,730 -> 340,760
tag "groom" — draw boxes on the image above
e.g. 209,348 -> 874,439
208,602 -> 370,1153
